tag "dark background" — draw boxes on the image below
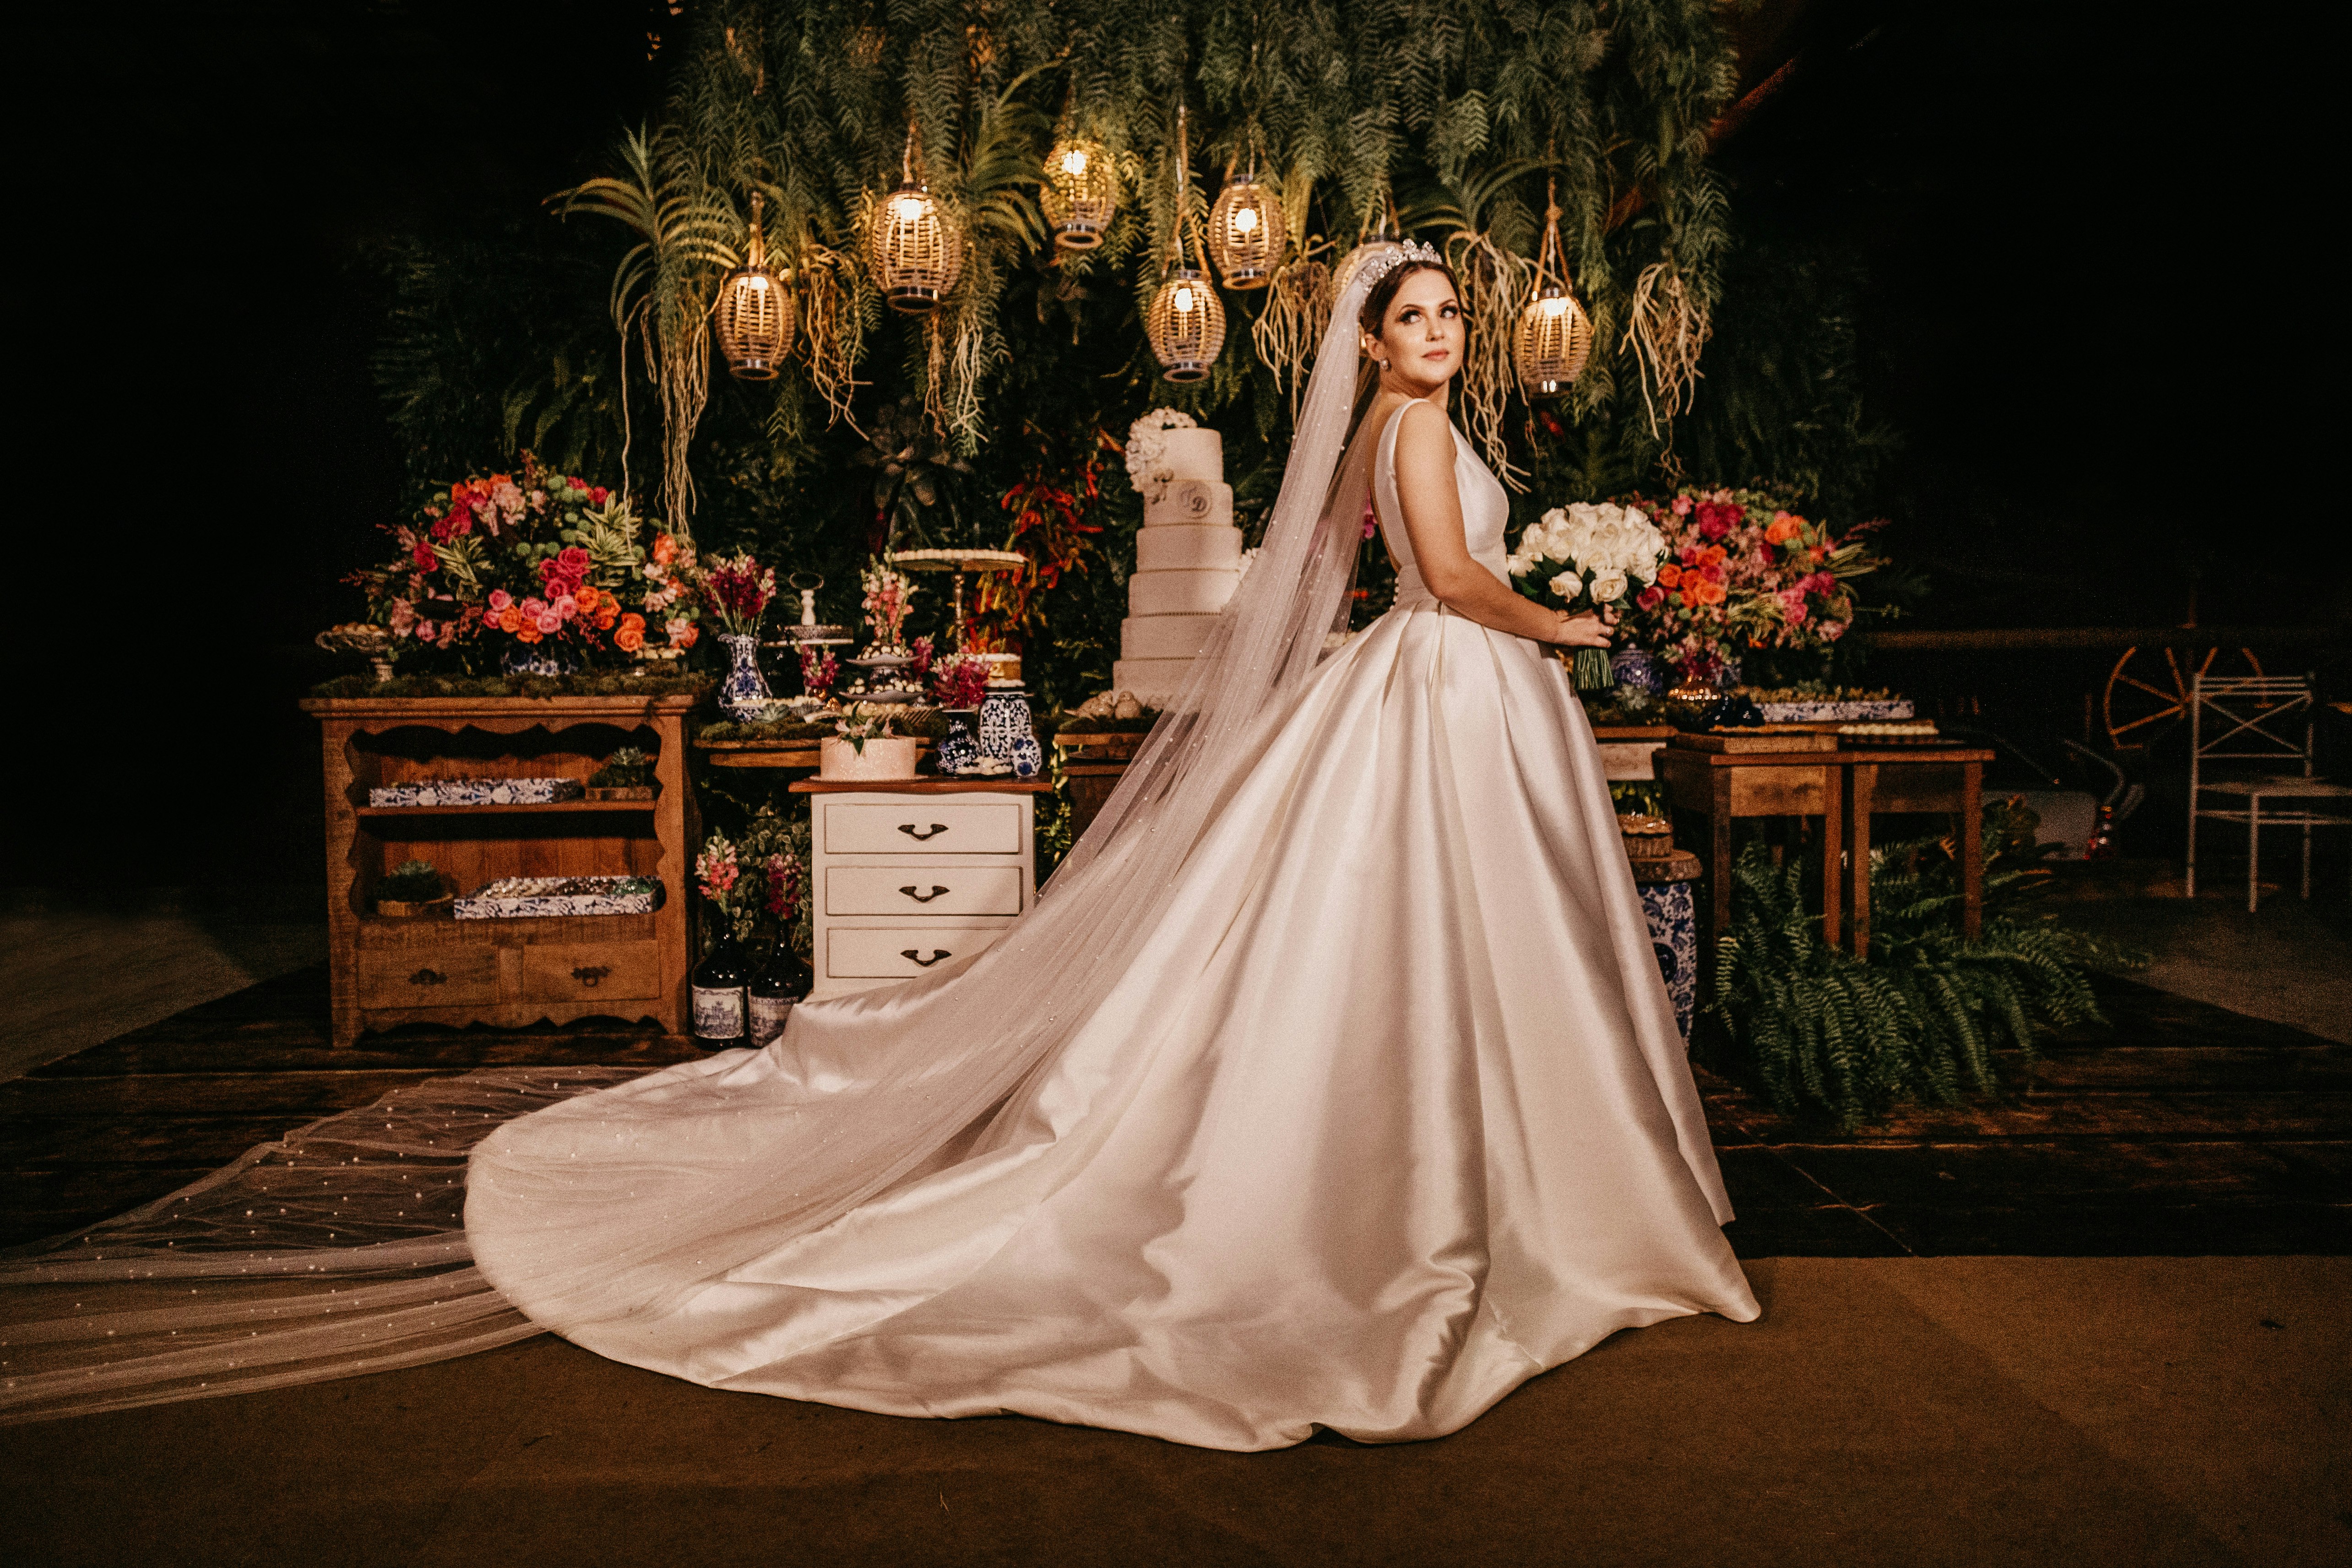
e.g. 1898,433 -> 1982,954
9,1 -> 2335,895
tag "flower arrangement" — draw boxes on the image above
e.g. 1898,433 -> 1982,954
638,531 -> 701,652
347,456 -> 685,671
696,812 -> 811,946
930,651 -> 991,709
834,701 -> 900,755
350,459 -> 693,668
1505,502 -> 1668,689
1620,487 -> 1887,684
797,644 -> 840,697
695,551 -> 776,637
859,561 -> 917,651
1123,409 -> 1197,500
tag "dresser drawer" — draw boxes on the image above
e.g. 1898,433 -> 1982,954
822,800 -> 1023,855
824,925 -> 1008,979
825,865 -> 1023,917
517,941 -> 662,1003
357,945 -> 500,1008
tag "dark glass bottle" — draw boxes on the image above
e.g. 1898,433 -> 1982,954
747,937 -> 812,1048
690,929 -> 751,1050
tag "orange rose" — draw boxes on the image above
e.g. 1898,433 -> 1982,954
1702,544 -> 1728,566
1699,579 -> 1729,606
1657,562 -> 1682,587
594,608 -> 618,631
516,625 -> 541,644
499,606 -> 523,633
652,534 -> 677,567
614,624 -> 644,653
619,612 -> 645,634
673,623 -> 699,651
574,585 -> 600,612
1810,543 -> 1827,561
1765,517 -> 1800,544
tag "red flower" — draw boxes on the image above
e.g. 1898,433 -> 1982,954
1636,585 -> 1666,610
589,487 -> 609,505
412,538 -> 437,570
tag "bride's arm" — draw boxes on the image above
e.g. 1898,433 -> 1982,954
1389,401 -> 1614,648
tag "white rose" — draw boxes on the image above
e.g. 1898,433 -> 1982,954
1591,569 -> 1628,603
1548,570 -> 1585,601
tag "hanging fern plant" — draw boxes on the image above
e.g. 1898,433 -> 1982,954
1709,813 -> 2141,1130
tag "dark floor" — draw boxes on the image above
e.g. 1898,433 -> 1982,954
3,966 -> 2346,1256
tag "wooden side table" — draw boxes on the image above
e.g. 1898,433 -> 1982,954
1841,747 -> 1996,956
789,778 -> 1057,997
1050,730 -> 1145,841
1655,746 -> 1847,946
301,694 -> 702,1047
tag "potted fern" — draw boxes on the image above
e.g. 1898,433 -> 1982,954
375,858 -> 453,917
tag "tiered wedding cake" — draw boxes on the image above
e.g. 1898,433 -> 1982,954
1114,413 -> 1246,705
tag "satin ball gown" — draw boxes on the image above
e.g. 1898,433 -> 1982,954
465,401 -> 1759,1452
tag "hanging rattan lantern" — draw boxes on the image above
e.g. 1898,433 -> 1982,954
1042,139 -> 1116,251
1514,180 -> 1592,397
1147,265 -> 1226,382
1146,107 -> 1226,382
867,127 -> 963,315
716,193 -> 794,380
1207,175 -> 1284,290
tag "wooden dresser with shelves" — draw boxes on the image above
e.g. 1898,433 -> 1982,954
301,694 -> 701,1047
788,778 -> 1055,998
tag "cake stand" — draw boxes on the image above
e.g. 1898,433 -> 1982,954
888,548 -> 1027,650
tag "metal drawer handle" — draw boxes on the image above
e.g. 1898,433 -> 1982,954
901,948 -> 952,968
407,967 -> 446,987
571,965 -> 611,987
900,884 -> 951,903
897,822 -> 950,841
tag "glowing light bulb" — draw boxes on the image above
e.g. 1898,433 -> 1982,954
1232,207 -> 1260,236
1539,294 -> 1569,317
891,193 -> 926,222
1173,285 -> 1195,312
747,276 -> 768,293
1060,150 -> 1089,177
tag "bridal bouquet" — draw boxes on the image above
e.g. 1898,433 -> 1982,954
1506,502 -> 1668,689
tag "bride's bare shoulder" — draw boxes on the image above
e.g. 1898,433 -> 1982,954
1389,398 -> 1453,477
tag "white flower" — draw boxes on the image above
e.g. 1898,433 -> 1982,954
1124,409 -> 1196,500
1591,569 -> 1628,603
1548,570 -> 1584,601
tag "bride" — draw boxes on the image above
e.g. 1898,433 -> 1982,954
1,243 -> 1756,1447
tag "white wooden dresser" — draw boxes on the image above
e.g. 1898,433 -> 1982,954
787,778 -> 1058,997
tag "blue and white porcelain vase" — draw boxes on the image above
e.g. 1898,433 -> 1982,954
935,709 -> 980,775
978,687 -> 1042,779
717,633 -> 771,720
499,645 -> 578,679
1610,647 -> 1669,698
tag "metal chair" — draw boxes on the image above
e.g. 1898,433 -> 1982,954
2186,673 -> 2352,909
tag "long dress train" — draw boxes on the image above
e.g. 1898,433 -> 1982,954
460,401 -> 1759,1452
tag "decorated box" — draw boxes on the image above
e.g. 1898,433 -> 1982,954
1755,698 -> 1914,724
453,875 -> 664,919
368,776 -> 586,808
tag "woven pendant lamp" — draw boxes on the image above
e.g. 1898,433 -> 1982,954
867,126 -> 963,315
716,193 -> 794,380
1514,179 -> 1592,397
1146,107 -> 1225,382
1206,171 -> 1283,290
1042,138 -> 1116,251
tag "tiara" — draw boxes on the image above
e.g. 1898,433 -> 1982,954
1354,238 -> 1443,290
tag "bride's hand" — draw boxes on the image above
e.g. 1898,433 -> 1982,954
1549,607 -> 1618,648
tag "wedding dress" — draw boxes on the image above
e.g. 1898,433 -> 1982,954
0,248 -> 1754,1443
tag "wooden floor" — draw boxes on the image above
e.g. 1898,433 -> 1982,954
2,967 -> 2345,1256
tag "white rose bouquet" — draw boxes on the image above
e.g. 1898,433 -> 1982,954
1506,501 -> 1668,689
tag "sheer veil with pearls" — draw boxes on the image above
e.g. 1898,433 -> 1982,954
0,246 -> 1422,1424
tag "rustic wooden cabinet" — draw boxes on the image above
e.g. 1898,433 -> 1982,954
788,779 -> 1056,998
301,694 -> 701,1047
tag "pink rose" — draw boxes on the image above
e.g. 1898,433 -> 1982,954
388,599 -> 416,636
520,597 -> 546,618
1636,585 -> 1666,611
537,610 -> 563,635
555,545 -> 591,577
415,619 -> 436,642
1671,495 -> 1693,516
555,595 -> 578,621
488,589 -> 512,613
